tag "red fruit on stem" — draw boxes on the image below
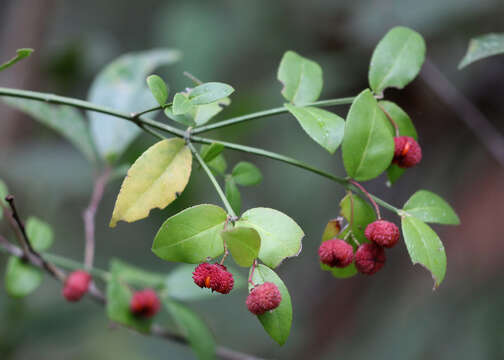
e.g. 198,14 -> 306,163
393,136 -> 422,168
354,243 -> 386,275
364,220 -> 400,248
192,263 -> 234,294
318,238 -> 354,268
246,282 -> 282,315
130,289 -> 161,318
62,270 -> 91,302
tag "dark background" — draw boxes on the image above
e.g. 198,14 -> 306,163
1,0 -> 504,359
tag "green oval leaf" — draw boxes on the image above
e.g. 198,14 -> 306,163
188,82 -> 234,105
152,204 -> 227,263
146,74 -> 169,106
277,51 -> 323,105
401,216 -> 446,288
200,145 -> 227,176
403,190 -> 460,225
172,92 -> 193,115
88,49 -> 181,161
5,257 -> 43,298
459,33 -> 504,69
285,105 -> 345,154
340,193 -> 376,245
225,176 -> 241,215
231,162 -> 262,187
369,26 -> 426,94
26,217 -> 54,252
201,143 -> 225,164
164,299 -> 216,360
110,138 -> 192,227
249,264 -> 292,345
342,89 -> 394,181
237,208 -> 304,268
222,227 -> 261,267
0,48 -> 34,72
166,98 -> 230,127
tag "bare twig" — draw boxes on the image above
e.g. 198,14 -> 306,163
421,58 -> 504,168
83,167 -> 111,270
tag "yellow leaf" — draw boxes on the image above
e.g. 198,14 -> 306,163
110,138 -> 192,227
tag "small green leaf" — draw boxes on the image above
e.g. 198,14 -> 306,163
106,264 -> 153,333
321,218 -> 342,242
110,138 -> 192,227
88,49 -> 181,161
277,51 -> 323,105
401,216 -> 446,288
200,145 -> 227,176
249,264 -> 292,345
201,143 -> 225,164
225,176 -> 241,215
369,26 -> 426,94
231,162 -> 262,186
0,48 -> 34,72
2,98 -> 97,163
26,217 -> 54,252
146,74 -> 169,106
237,208 -> 303,268
403,190 -> 460,225
459,33 -> 504,69
109,259 -> 165,289
164,299 -> 216,360
165,98 -> 230,127
172,93 -> 194,115
342,89 -> 394,181
0,179 -> 8,220
5,257 -> 43,297
188,82 -> 234,105
152,204 -> 227,263
222,227 -> 261,267
285,105 -> 345,154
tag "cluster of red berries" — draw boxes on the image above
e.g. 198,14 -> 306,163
192,262 -> 282,315
62,270 -> 161,318
318,219 -> 400,275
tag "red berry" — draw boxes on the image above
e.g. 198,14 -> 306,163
246,282 -> 282,315
393,136 -> 422,168
192,263 -> 234,294
130,289 -> 161,318
364,220 -> 400,248
62,270 -> 91,302
318,238 -> 354,268
354,243 -> 386,275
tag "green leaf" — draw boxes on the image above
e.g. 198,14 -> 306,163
403,190 -> 460,225
106,263 -> 153,333
110,138 -> 192,227
152,204 -> 227,263
369,26 -> 426,94
2,98 -> 97,163
249,264 -> 292,345
231,162 -> 262,186
201,143 -> 224,164
200,145 -> 227,176
5,257 -> 43,297
401,216 -> 446,288
146,74 -> 169,107
165,98 -> 230,127
225,176 -> 241,215
172,93 -> 193,115
321,218 -> 342,242
109,259 -> 165,289
378,100 -> 418,185
0,48 -> 34,72
164,299 -> 216,360
188,82 -> 234,105
285,105 -> 345,154
88,49 -> 181,161
277,51 -> 323,105
26,217 -> 54,252
342,89 -> 394,181
0,179 -> 8,220
222,227 -> 261,267
237,208 -> 303,268
165,264 -> 246,301
459,33 -> 504,69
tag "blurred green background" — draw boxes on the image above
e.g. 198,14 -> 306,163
1,0 -> 504,359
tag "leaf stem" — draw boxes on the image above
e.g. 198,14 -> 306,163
191,96 -> 356,134
349,180 -> 382,220
248,259 -> 258,287
132,103 -> 171,119
378,103 -> 400,137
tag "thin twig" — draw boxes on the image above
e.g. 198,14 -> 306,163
83,167 -> 111,270
248,260 -> 258,287
348,180 -> 381,220
378,103 -> 400,137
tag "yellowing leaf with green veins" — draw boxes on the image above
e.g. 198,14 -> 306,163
110,138 -> 192,227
